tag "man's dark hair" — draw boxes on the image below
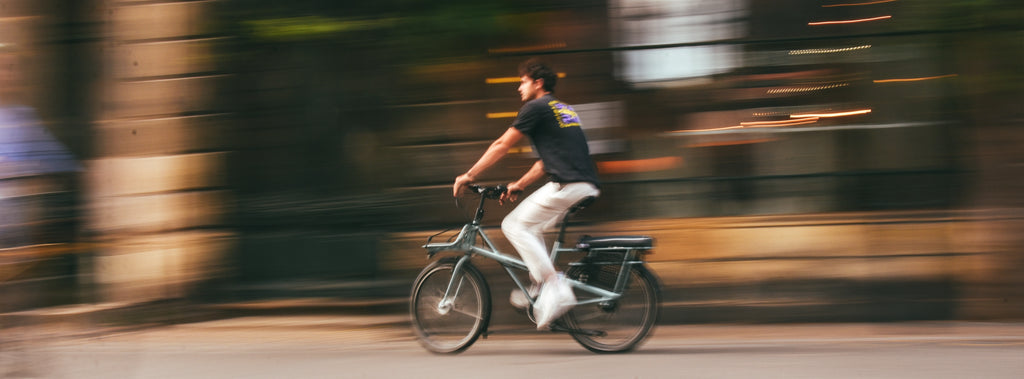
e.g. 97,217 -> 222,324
518,59 -> 557,93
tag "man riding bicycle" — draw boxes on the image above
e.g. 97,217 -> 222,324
453,59 -> 600,329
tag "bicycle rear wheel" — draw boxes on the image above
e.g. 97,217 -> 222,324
564,263 -> 659,353
410,258 -> 491,354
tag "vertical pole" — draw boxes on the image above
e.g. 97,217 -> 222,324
87,0 -> 233,303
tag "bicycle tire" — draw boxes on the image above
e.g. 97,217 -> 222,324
563,263 -> 659,353
409,257 -> 491,354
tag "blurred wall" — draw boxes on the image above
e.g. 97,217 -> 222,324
85,0 -> 234,303
367,0 -> 1023,320
1,0 -> 1020,321
1,0 -> 84,312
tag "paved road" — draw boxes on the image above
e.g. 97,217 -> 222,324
4,318 -> 1023,378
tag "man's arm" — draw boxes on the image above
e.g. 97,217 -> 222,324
502,159 -> 545,204
453,127 -> 525,197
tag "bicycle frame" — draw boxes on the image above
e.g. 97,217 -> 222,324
413,185 -> 659,353
424,222 -> 626,310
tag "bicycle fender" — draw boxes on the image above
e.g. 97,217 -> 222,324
633,264 -> 663,296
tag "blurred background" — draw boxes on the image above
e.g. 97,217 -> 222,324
1,0 -> 1022,323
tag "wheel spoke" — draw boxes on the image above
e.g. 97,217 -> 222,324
410,262 -> 490,354
564,265 -> 658,353
448,306 -> 484,320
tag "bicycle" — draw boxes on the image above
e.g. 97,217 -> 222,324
409,184 -> 661,354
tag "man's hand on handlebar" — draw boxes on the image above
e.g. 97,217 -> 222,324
453,181 -> 517,203
500,182 -> 525,205
453,173 -> 475,197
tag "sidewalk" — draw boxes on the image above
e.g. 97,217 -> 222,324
8,317 -> 1021,379
6,300 -> 1024,347
14,313 -> 1024,350
0,278 -> 411,341
3,275 -> 1023,342
150,314 -> 1024,344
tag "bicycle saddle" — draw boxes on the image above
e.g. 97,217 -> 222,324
576,235 -> 653,250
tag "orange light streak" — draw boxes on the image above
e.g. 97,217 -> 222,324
822,0 -> 897,7
789,45 -> 871,55
873,74 -> 958,83
486,112 -> 518,119
686,138 -> 779,148
676,125 -> 745,133
741,117 -> 820,127
767,83 -> 849,95
808,15 -> 891,25
488,42 -> 566,54
598,156 -> 683,174
486,72 -> 567,84
675,109 -> 871,134
791,109 -> 871,118
675,118 -> 819,134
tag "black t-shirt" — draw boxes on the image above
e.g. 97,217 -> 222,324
512,94 -> 600,186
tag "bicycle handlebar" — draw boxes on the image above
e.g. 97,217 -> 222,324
466,184 -> 508,200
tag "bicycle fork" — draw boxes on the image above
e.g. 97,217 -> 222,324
437,255 -> 473,315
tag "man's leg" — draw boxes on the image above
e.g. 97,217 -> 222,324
502,182 -> 561,284
502,182 -> 599,328
502,182 -> 599,281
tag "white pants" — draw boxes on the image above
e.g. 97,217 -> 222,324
502,182 -> 600,284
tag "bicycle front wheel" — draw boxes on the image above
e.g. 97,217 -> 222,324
564,264 -> 659,353
410,258 -> 491,354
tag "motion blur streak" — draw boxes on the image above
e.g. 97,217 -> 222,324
488,42 -> 567,54
808,15 -> 893,25
873,74 -> 959,83
486,73 -> 566,84
790,109 -> 872,118
741,117 -> 820,126
486,112 -> 519,119
789,45 -> 872,55
1,4 -> 1022,371
597,157 -> 684,174
822,0 -> 898,8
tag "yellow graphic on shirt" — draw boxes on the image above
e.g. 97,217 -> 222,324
548,101 -> 582,128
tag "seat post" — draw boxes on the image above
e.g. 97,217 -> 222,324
555,211 -> 573,245
555,196 -> 596,245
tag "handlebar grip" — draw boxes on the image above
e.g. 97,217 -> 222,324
466,184 -> 507,199
483,184 -> 507,199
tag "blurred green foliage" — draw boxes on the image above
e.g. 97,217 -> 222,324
230,0 -> 538,62
244,16 -> 400,41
